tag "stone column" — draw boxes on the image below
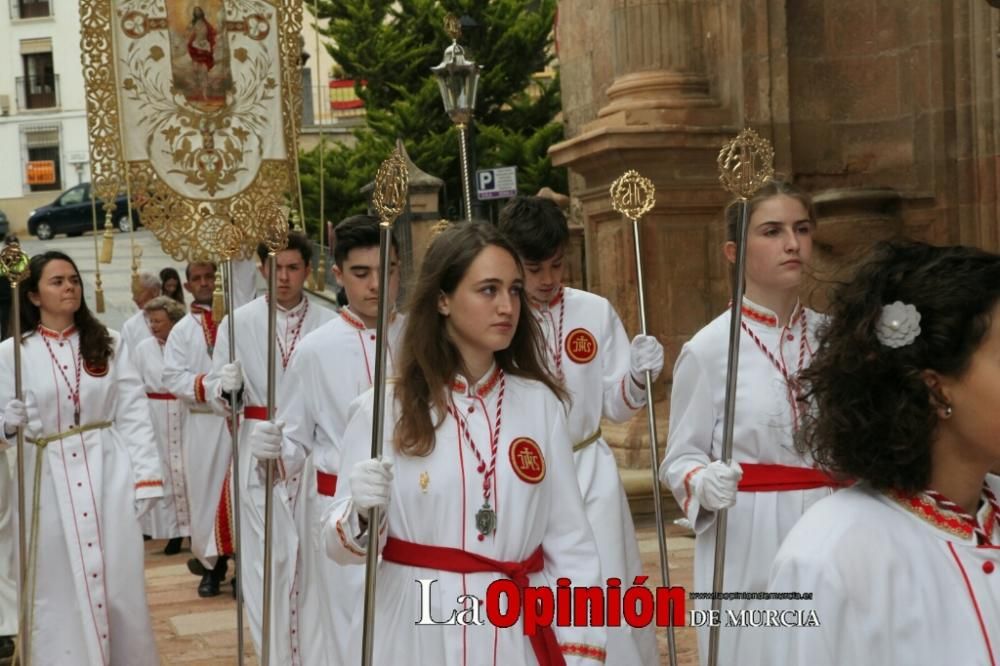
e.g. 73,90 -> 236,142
550,0 -> 734,470
598,0 -> 716,121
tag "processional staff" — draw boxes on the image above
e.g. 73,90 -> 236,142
360,148 -> 409,666
609,170 -> 678,666
256,211 -> 289,666
707,128 -> 775,666
0,242 -> 31,665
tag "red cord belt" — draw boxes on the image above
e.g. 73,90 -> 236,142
737,463 -> 850,492
243,405 -> 338,496
146,392 -> 177,400
382,537 -> 565,666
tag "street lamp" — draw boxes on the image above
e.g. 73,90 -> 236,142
431,15 -> 480,222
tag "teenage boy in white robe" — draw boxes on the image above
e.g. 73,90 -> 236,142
498,196 -> 661,665
249,215 -> 404,664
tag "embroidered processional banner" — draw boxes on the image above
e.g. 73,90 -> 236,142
79,0 -> 302,260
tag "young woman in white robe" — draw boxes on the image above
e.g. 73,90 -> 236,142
0,251 -> 161,665
763,241 -> 1000,665
498,196 -> 661,665
659,180 -> 844,666
133,295 -> 191,553
253,222 -> 606,665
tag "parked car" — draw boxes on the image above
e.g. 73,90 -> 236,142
27,182 -> 141,240
0,209 -> 9,238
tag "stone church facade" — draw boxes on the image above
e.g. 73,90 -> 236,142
550,0 -> 1000,468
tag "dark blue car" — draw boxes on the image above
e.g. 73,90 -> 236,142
27,182 -> 140,240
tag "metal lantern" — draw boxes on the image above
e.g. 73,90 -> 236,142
431,41 -> 480,125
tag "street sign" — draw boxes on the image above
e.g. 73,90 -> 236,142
476,166 -> 517,200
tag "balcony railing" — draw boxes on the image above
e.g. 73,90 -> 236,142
16,74 -> 59,111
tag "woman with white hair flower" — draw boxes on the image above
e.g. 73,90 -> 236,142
764,241 -> 1000,664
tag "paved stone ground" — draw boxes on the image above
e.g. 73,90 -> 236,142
145,517 -> 700,665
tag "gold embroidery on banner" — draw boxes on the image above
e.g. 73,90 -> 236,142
80,0 -> 304,261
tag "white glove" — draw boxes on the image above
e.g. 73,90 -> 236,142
220,361 -> 244,393
692,460 -> 743,512
250,420 -> 283,461
135,497 -> 157,520
629,334 -> 664,383
3,399 -> 27,436
350,458 -> 394,514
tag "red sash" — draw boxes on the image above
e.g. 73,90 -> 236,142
243,405 -> 268,420
317,471 -> 338,497
382,538 -> 565,666
738,463 -> 850,492
146,392 -> 177,400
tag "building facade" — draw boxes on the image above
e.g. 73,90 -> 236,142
0,0 -> 91,231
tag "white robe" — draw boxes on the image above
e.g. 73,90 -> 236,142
210,295 -> 332,664
230,258 -> 259,310
162,305 -> 229,569
764,478 -> 1000,666
324,370 -> 606,666
133,335 -> 191,539
532,287 -> 656,665
0,449 -> 14,637
277,309 -> 405,666
120,308 -> 152,352
659,298 -> 832,666
0,328 -> 162,666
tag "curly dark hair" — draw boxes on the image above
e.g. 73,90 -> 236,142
797,241 -> 1000,492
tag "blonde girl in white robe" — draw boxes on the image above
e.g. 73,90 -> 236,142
763,241 -> 1000,665
254,222 -> 606,665
659,180 -> 843,666
0,251 -> 162,666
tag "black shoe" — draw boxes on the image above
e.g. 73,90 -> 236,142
198,572 -> 221,598
143,534 -> 152,541
187,557 -> 208,577
231,576 -> 238,599
164,537 -> 183,555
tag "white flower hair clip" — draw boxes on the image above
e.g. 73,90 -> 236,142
876,301 -> 921,348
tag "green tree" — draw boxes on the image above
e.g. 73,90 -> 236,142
300,0 -> 564,236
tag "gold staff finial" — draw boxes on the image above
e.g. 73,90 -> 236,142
610,170 -> 656,221
372,148 -> 409,228
444,14 -> 461,42
717,128 -> 775,200
0,243 -> 30,284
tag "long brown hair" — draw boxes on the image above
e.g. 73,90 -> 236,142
21,251 -> 114,366
394,222 -> 566,457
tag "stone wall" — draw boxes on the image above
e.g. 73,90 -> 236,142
551,0 -> 1000,469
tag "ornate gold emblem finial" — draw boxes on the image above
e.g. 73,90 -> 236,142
717,128 -> 775,200
217,223 -> 246,261
444,14 -> 461,42
0,242 -> 29,284
610,170 -> 656,221
373,148 -> 409,228
259,202 -> 290,254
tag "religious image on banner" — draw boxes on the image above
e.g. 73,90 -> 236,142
168,0 -> 233,107
80,0 -> 301,260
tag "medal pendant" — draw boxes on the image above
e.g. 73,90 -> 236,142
74,408 -> 80,427
475,503 -> 496,536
